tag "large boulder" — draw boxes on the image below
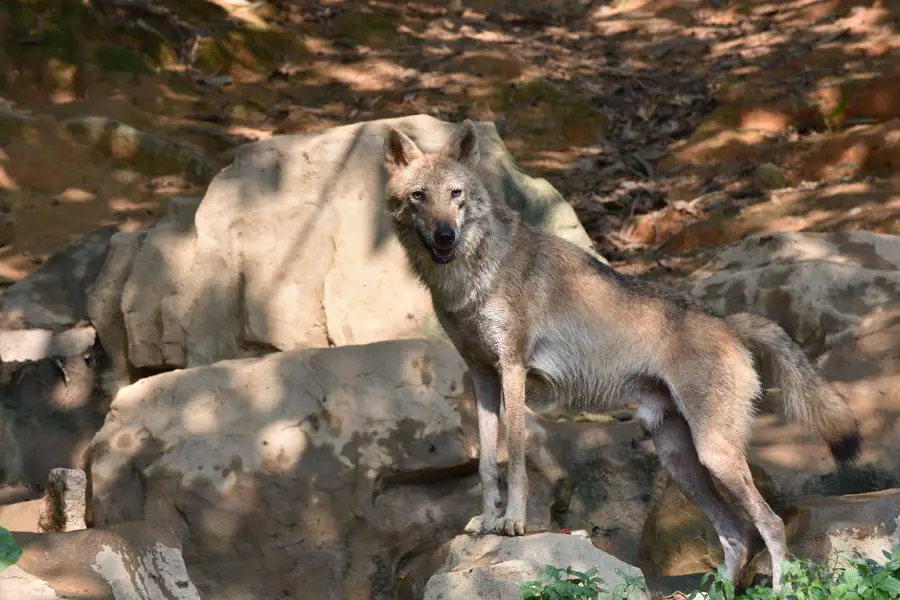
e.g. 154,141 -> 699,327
422,532 -> 650,600
86,115 -> 599,372
87,338 -> 573,599
0,521 -> 201,600
683,231 -> 900,498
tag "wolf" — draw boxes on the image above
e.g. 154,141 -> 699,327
381,119 -> 862,591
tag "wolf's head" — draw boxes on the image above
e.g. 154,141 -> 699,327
383,119 -> 493,265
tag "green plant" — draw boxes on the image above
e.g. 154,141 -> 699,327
688,542 -> 900,600
0,526 -> 23,574
518,565 -> 649,600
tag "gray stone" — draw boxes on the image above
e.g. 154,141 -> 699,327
37,468 -> 87,533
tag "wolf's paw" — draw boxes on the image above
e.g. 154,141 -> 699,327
464,513 -> 502,535
498,516 -> 526,536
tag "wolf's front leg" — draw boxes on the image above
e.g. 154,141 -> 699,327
499,363 -> 527,536
464,368 -> 505,535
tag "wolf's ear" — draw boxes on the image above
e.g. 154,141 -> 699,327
384,127 -> 424,175
442,119 -> 480,170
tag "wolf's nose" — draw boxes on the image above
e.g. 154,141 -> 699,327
434,223 -> 456,246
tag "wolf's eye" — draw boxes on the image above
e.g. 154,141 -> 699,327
451,189 -> 462,199
411,191 -> 425,202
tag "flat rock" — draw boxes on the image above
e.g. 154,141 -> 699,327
87,115 -> 600,371
423,532 -> 650,600
0,499 -> 42,533
0,521 -> 201,600
790,488 -> 900,564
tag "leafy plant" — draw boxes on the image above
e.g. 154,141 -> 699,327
518,564 -> 649,600
0,526 -> 23,574
688,542 -> 900,600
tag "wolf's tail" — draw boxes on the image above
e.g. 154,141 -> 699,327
726,312 -> 862,468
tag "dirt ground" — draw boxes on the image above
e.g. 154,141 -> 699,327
1,0 -> 899,286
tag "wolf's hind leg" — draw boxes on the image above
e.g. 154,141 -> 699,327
638,388 -> 751,582
695,431 -> 788,591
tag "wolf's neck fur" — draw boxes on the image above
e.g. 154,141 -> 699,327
398,203 -> 520,315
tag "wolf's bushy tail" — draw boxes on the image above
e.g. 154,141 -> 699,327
726,312 -> 862,468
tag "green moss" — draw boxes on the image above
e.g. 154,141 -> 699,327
494,78 -> 608,145
330,10 -> 399,47
193,25 -> 307,75
194,37 -> 231,73
1,0 -> 305,80
95,45 -> 153,74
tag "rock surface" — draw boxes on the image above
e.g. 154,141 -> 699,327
789,488 -> 900,564
86,339 -> 501,599
0,326 -> 96,363
0,521 -> 201,600
423,532 -> 650,600
87,114 -> 599,372
0,498 -> 42,533
0,226 -> 116,331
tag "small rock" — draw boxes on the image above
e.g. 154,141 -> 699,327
754,163 -> 787,190
37,468 -> 87,533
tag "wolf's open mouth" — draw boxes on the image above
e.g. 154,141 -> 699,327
417,229 -> 457,264
431,246 -> 456,263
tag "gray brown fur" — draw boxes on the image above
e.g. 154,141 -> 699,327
382,120 -> 862,591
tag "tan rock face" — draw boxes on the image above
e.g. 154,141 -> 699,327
87,339 -> 486,599
87,114 -> 599,373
